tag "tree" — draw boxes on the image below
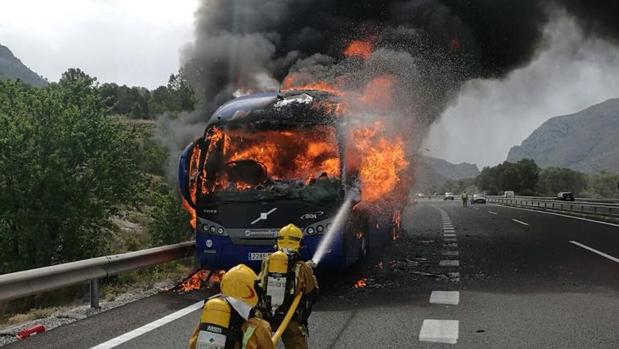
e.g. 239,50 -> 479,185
585,171 -> 619,198
0,78 -> 141,273
476,159 -> 539,195
538,167 -> 587,196
515,159 -> 539,195
148,189 -> 191,246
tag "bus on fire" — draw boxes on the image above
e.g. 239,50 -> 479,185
178,90 -> 401,271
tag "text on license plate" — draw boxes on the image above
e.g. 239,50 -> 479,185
248,252 -> 270,261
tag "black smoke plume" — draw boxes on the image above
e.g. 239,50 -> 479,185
182,1 -> 618,122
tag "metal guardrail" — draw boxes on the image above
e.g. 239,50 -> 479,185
0,241 -> 195,309
487,196 -> 619,218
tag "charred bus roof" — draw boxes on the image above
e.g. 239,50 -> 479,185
208,90 -> 339,129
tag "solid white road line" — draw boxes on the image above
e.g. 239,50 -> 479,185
488,211 -> 497,215
512,219 -> 529,226
489,204 -> 619,228
419,319 -> 459,344
439,260 -> 460,267
430,291 -> 460,305
90,301 -> 204,349
569,241 -> 619,264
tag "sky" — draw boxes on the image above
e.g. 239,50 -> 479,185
0,0 -> 198,88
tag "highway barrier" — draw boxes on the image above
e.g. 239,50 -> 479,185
487,196 -> 619,219
0,241 -> 195,309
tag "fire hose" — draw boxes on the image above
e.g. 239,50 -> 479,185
271,292 -> 303,346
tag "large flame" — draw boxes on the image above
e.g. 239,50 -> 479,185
353,127 -> 407,202
186,126 -> 341,197
182,38 -> 411,230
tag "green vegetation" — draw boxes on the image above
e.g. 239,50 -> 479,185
0,68 -> 194,275
99,70 -> 196,119
537,167 -> 587,196
474,159 -> 618,198
476,159 -> 540,195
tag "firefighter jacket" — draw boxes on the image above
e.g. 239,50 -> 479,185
188,296 -> 274,349
257,253 -> 318,327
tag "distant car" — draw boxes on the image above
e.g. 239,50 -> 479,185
472,194 -> 487,204
504,191 -> 515,198
555,192 -> 575,201
444,192 -> 455,200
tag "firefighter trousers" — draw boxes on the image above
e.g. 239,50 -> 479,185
282,320 -> 308,349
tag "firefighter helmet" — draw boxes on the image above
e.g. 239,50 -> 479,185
220,264 -> 259,307
277,224 -> 303,252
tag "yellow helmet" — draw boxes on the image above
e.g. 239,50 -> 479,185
220,264 -> 259,307
277,223 -> 303,252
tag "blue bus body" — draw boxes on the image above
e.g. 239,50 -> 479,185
179,91 -> 375,272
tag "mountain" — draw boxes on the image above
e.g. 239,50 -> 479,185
506,98 -> 619,173
0,44 -> 47,86
414,156 -> 480,190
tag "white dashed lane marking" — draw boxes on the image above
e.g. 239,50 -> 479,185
430,291 -> 460,305
443,233 -> 456,237
444,238 -> 457,242
442,251 -> 459,256
569,240 -> 619,264
444,243 -> 458,248
488,211 -> 497,215
439,260 -> 460,267
512,219 -> 529,226
419,319 -> 459,344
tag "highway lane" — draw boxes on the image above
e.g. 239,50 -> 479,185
8,200 -> 618,348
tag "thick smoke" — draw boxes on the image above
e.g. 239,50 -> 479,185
182,0 -> 619,114
162,0 -> 619,179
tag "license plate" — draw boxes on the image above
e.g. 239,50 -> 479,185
248,252 -> 270,261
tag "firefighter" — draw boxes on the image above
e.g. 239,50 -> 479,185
258,224 -> 318,349
189,264 -> 274,349
461,191 -> 468,207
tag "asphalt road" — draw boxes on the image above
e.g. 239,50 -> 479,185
8,200 -> 619,348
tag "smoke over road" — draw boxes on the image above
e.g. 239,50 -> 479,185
160,0 -> 619,179
183,0 -> 618,110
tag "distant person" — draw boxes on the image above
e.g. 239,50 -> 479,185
461,191 -> 468,207
189,264 -> 274,349
258,224 -> 318,349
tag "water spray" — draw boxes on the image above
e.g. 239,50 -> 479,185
311,194 -> 355,265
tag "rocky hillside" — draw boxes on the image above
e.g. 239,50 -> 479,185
414,155 -> 480,190
0,44 -> 47,86
507,98 -> 619,173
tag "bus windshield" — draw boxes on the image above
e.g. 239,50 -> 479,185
195,124 -> 343,203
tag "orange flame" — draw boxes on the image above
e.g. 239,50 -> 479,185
344,40 -> 373,60
178,269 -> 225,293
186,127 -> 341,196
352,123 -> 408,202
354,278 -> 368,288
181,196 -> 196,230
392,210 -> 402,241
282,74 -> 341,95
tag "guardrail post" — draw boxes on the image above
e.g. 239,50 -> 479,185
90,279 -> 100,310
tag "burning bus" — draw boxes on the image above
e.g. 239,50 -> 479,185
179,89 -> 404,271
